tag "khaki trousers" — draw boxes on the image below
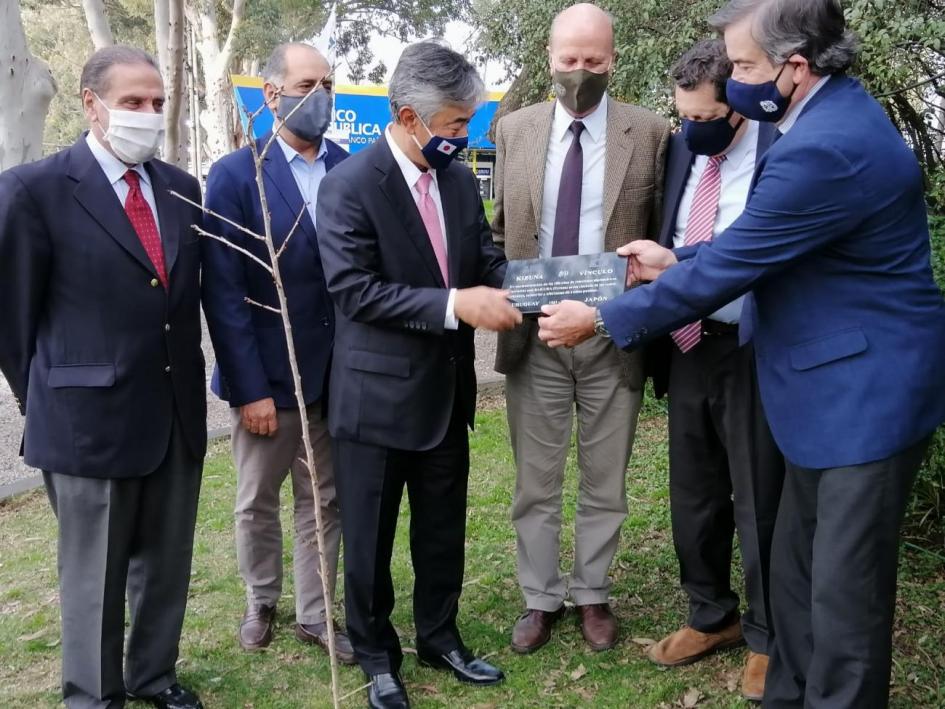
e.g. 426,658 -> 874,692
507,332 -> 642,610
231,404 -> 340,624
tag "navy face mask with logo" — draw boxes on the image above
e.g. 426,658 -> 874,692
726,63 -> 798,123
411,115 -> 468,170
682,110 -> 744,156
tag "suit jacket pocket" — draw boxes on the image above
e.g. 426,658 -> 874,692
347,350 -> 410,378
48,363 -> 117,388
789,328 -> 868,371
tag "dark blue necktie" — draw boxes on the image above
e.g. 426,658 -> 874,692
551,121 -> 585,257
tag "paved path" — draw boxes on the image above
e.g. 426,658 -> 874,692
0,327 -> 501,494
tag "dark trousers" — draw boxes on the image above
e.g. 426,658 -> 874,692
668,331 -> 784,653
764,436 -> 929,709
334,406 -> 470,676
43,420 -> 202,709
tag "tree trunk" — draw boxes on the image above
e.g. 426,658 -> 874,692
81,0 -> 114,50
155,0 -> 187,166
186,0 -> 245,161
0,0 -> 58,171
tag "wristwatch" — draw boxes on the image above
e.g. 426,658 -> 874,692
594,308 -> 611,339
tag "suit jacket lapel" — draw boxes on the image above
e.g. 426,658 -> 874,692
374,140 -> 446,287
659,136 -> 695,247
526,103 -> 555,228
260,135 -> 318,246
603,98 -> 636,234
146,162 -> 181,278
69,140 -> 158,279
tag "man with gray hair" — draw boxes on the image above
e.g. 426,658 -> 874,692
0,46 -> 206,708
538,1 -> 945,707
317,41 -> 520,708
202,42 -> 354,660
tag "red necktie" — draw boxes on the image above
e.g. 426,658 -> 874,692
671,155 -> 726,353
123,170 -> 168,288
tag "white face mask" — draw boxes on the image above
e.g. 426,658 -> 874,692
94,93 -> 164,164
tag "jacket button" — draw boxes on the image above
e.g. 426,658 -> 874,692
165,323 -> 171,332
321,318 -> 330,327
164,365 -> 171,373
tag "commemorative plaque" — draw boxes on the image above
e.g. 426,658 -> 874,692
503,252 -> 629,316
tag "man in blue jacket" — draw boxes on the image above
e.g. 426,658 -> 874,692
202,42 -> 353,662
537,1 -> 945,707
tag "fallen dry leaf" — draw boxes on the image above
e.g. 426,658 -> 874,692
631,637 -> 657,647
570,663 -> 588,681
682,687 -> 703,707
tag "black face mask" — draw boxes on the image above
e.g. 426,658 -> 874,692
681,110 -> 744,156
277,89 -> 333,143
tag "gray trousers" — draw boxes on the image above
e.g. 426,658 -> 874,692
507,332 -> 642,610
43,421 -> 202,709
231,404 -> 340,624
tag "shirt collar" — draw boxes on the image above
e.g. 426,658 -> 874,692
85,131 -> 149,187
385,124 -> 437,191
553,96 -> 608,143
722,119 -> 759,169
276,135 -> 328,165
778,75 -> 831,134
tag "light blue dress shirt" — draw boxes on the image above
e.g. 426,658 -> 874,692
85,132 -> 162,239
276,136 -> 328,229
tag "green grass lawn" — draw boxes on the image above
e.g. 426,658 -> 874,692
2,397 -> 943,707
484,198 -> 494,223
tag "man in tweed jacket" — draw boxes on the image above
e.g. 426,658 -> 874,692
492,3 -> 669,654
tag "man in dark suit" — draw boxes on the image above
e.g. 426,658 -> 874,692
538,1 -> 945,707
0,47 -> 206,709
316,42 -> 522,709
202,42 -> 354,662
645,39 -> 784,703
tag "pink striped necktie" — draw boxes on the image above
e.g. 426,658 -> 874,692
671,154 -> 726,353
415,172 -> 449,286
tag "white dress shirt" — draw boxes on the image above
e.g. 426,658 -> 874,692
384,126 -> 458,329
538,98 -> 608,258
277,135 -> 328,229
778,75 -> 831,134
86,131 -> 162,239
673,121 -> 760,323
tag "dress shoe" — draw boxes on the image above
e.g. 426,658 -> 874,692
367,672 -> 410,709
741,651 -> 768,702
127,683 -> 203,709
239,603 -> 276,650
646,621 -> 744,667
576,603 -> 618,651
510,606 -> 566,654
295,621 -> 358,665
417,648 -> 505,686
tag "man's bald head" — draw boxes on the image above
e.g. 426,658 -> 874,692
262,42 -> 330,89
548,3 -> 616,75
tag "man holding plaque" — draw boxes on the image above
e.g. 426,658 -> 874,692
537,1 -> 945,705
492,2 -> 670,654
644,39 -> 783,703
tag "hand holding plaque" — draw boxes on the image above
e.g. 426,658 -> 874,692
502,252 -> 629,316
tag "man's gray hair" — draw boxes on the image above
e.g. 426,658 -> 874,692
709,0 -> 858,75
79,45 -> 160,95
262,42 -> 326,85
389,41 -> 485,123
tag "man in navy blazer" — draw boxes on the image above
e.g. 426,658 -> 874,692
202,43 -> 354,660
0,47 -> 206,709
642,39 -> 785,703
540,1 -> 945,706
316,42 -> 521,709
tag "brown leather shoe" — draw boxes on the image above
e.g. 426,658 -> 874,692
510,606 -> 565,654
576,603 -> 618,651
741,651 -> 768,702
239,604 -> 276,651
295,621 -> 358,665
646,621 -> 744,667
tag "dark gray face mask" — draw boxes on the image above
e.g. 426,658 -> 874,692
277,89 -> 332,143
552,67 -> 610,114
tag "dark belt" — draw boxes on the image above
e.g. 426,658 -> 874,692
701,319 -> 739,336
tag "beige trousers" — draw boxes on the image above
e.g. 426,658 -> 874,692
506,332 -> 642,610
231,404 -> 340,624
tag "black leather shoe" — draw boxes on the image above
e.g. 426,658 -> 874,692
367,672 -> 410,709
417,648 -> 505,686
128,683 -> 204,709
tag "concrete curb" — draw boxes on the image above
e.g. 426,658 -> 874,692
0,378 -> 505,502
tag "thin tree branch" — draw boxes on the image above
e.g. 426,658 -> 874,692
191,225 -> 274,275
876,70 -> 945,99
244,296 -> 281,313
275,205 -> 308,260
169,190 -> 268,243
